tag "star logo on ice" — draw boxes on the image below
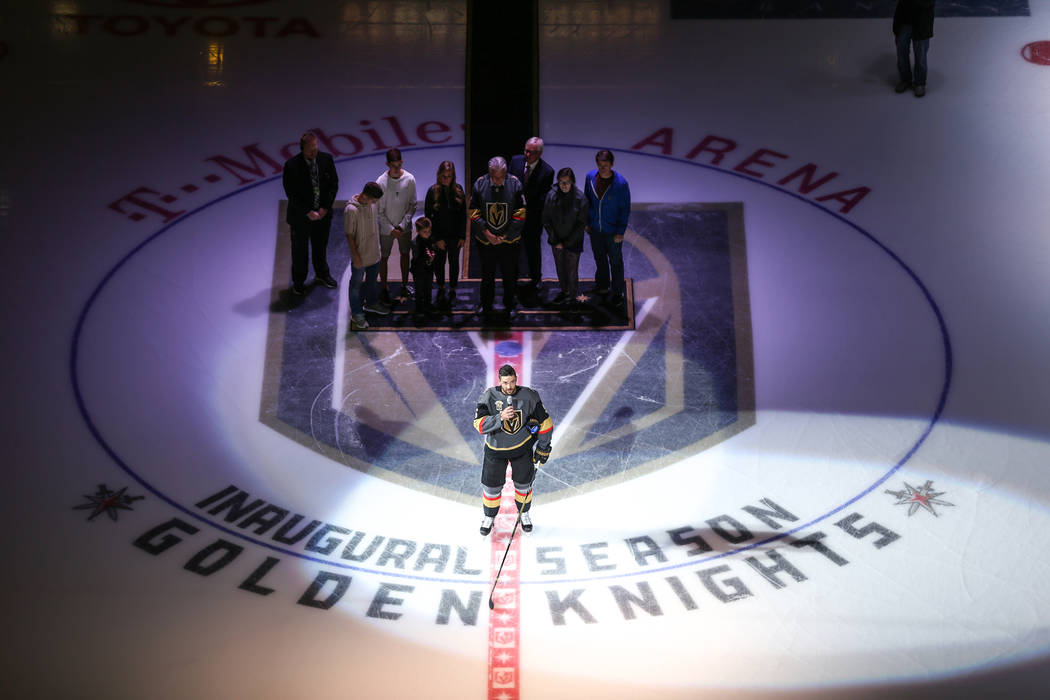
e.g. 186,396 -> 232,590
73,483 -> 145,521
885,480 -> 954,517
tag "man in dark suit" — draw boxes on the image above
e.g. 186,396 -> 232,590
282,131 -> 339,295
508,137 -> 554,304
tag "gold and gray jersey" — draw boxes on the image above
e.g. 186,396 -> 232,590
469,175 -> 526,244
473,386 -> 553,454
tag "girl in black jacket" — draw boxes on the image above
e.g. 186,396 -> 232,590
542,168 -> 589,306
424,161 -> 467,305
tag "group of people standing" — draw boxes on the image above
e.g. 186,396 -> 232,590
278,3 -> 932,535
282,134 -> 468,328
468,138 -> 632,319
338,150 -> 469,329
282,132 -> 632,328
281,134 -> 560,534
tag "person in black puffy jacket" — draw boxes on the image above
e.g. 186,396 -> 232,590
542,168 -> 589,307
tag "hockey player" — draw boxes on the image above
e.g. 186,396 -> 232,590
473,364 -> 553,535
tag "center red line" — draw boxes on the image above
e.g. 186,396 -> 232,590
487,330 -> 525,700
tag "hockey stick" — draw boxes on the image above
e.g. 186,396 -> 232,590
488,492 -> 529,610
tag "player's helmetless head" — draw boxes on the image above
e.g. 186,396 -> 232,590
498,365 -> 517,394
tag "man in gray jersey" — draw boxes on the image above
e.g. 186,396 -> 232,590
472,364 -> 553,535
469,156 -> 526,318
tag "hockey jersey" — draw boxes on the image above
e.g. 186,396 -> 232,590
469,175 -> 526,245
473,385 -> 553,457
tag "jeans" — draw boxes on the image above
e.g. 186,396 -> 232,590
348,260 -> 380,319
590,232 -> 624,297
895,25 -> 929,87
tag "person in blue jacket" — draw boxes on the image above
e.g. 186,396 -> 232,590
584,149 -> 631,312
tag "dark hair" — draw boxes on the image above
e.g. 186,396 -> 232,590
300,132 -> 317,151
414,216 -> 432,231
595,149 -> 614,164
362,182 -> 384,199
498,364 -> 516,378
557,167 -> 576,185
386,148 -> 403,163
430,160 -> 465,210
436,160 -> 457,183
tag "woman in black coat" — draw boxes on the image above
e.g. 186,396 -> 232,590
542,167 -> 589,306
893,0 -> 935,96
424,160 -> 467,304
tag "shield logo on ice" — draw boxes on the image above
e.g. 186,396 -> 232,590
261,202 -> 755,503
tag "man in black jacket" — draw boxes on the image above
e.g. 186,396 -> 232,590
508,137 -> 554,304
893,0 -> 935,97
282,132 -> 340,295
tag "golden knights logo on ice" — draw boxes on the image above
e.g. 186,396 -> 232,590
262,203 -> 755,504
